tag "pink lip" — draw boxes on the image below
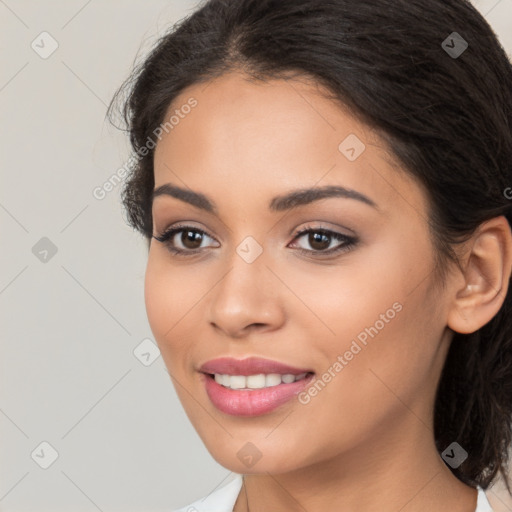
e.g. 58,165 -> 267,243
198,357 -> 315,417
200,372 -> 315,416
199,356 -> 313,376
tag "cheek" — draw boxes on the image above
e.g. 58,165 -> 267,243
144,258 -> 169,339
291,244 -> 410,349
144,251 -> 229,381
304,235 -> 439,391
144,254 -> 194,364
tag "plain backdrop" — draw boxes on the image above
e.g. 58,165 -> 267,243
1,1 -> 512,511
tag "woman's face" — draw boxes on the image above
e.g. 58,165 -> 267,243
146,70 -> 455,474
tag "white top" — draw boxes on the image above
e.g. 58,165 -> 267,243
172,474 -> 494,512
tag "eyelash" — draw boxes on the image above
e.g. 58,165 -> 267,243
153,223 -> 358,258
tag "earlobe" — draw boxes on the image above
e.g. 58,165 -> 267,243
447,216 -> 512,335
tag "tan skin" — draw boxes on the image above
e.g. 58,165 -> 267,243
146,70 -> 512,512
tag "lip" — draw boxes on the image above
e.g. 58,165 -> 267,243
200,372 -> 315,416
198,357 -> 315,417
199,356 -> 313,376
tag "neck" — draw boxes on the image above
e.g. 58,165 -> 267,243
235,421 -> 477,512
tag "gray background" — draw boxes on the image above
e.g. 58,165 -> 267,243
1,1 -> 512,511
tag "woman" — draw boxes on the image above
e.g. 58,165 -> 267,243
109,0 -> 512,510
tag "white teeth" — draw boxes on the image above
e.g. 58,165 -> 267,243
229,375 -> 246,390
246,374 -> 266,389
265,373 -> 282,387
213,372 -> 309,390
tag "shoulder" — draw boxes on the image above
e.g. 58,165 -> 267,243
172,474 -> 244,512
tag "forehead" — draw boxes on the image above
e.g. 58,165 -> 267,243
152,71 -> 427,216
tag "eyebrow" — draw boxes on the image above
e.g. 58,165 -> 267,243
152,183 -> 378,214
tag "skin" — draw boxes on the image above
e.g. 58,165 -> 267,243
145,70 -> 512,512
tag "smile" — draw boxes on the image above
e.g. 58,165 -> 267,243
212,372 -> 310,389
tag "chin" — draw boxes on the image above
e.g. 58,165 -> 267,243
203,440 -> 306,475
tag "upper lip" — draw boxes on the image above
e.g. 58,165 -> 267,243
199,357 -> 314,376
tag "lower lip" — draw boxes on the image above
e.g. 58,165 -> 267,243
201,373 -> 315,417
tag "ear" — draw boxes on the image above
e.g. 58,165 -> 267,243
447,216 -> 512,334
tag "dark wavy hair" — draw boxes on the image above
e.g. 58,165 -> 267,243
109,0 -> 512,493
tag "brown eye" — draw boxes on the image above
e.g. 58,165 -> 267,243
308,232 -> 331,251
153,225 -> 219,254
290,226 -> 358,257
179,229 -> 204,249
153,223 -> 357,258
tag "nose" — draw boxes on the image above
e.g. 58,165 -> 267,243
207,252 -> 286,339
